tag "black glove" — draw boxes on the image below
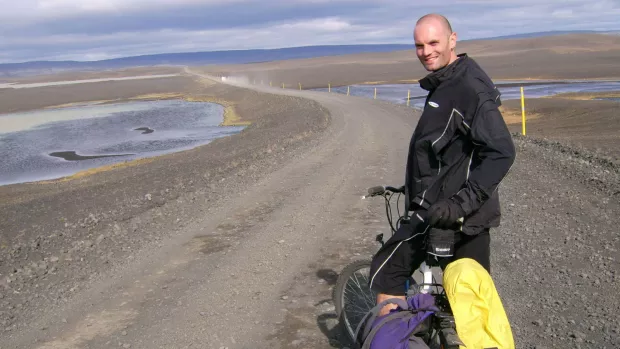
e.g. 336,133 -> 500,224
427,198 -> 465,230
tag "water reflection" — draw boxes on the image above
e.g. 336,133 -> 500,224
0,99 -> 245,185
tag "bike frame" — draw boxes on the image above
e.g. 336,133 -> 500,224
364,185 -> 443,296
419,262 -> 434,294
337,185 -> 464,349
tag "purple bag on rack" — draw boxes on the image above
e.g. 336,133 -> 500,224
354,293 -> 438,349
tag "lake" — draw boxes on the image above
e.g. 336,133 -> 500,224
0,99 -> 245,186
314,80 -> 620,109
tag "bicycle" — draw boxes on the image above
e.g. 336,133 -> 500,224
332,185 -> 463,349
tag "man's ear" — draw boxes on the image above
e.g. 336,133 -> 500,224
450,32 -> 457,51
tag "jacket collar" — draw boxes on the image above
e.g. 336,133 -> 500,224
419,53 -> 468,91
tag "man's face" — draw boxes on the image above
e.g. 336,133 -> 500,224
414,20 -> 456,72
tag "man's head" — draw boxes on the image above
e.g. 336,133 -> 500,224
414,14 -> 457,72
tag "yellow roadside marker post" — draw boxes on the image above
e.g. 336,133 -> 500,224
407,90 -> 411,107
299,82 -> 302,90
282,83 -> 285,89
347,86 -> 350,96
270,81 -> 272,87
521,87 -> 526,136
328,83 -> 331,92
374,87 -> 377,100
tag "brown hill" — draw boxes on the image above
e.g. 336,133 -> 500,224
199,33 -> 620,88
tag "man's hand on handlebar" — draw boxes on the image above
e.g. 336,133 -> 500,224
427,197 -> 465,230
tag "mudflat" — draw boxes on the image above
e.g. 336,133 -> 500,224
0,75 -> 196,114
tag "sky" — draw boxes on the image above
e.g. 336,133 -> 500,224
1,0 -> 620,63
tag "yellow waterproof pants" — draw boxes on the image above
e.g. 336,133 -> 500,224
443,258 -> 515,349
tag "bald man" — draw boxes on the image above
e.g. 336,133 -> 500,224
414,14 -> 456,71
368,14 -> 516,316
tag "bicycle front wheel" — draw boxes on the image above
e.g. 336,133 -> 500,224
332,260 -> 376,341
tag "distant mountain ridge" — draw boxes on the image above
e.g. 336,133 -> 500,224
477,29 -> 620,40
2,30 -> 618,77
0,45 -> 412,78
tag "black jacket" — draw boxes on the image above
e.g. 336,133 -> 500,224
404,53 -> 516,235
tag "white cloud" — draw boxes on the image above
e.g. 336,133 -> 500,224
1,0 -> 620,63
551,9 -> 575,18
276,18 -> 352,31
0,0 -> 245,22
7,20 -> 376,61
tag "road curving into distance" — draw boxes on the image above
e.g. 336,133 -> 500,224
2,69 -> 618,349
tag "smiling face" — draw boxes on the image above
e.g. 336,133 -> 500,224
414,16 -> 457,72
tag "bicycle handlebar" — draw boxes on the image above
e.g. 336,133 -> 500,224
362,185 -> 404,199
385,185 -> 404,193
363,184 -> 465,232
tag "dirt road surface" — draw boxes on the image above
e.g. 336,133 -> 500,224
2,71 -> 619,349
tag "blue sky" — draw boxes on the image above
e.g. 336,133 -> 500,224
1,0 -> 620,63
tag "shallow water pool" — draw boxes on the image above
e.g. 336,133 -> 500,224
0,99 -> 245,185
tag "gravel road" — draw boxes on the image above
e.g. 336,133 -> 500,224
1,72 -> 618,349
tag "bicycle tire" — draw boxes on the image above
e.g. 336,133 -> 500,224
332,259 -> 376,342
333,259 -> 424,343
